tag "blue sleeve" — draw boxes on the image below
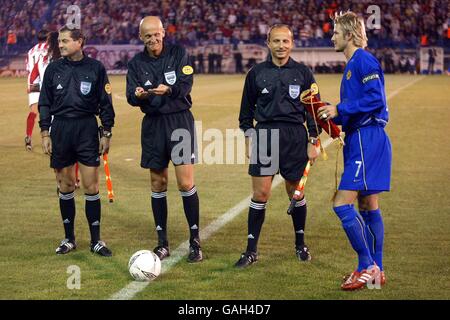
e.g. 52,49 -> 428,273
333,114 -> 343,125
337,55 -> 385,116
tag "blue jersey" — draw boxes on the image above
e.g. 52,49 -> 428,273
335,48 -> 388,133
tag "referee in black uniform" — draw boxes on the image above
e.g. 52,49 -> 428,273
39,26 -> 115,257
126,16 -> 202,263
235,24 -> 321,268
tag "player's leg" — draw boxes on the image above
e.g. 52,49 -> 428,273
55,164 -> 77,254
334,190 -> 375,271
285,180 -> 311,261
150,168 -> 170,260
174,163 -> 202,262
334,190 -> 379,290
25,101 -> 38,151
358,192 -> 385,284
235,175 -> 272,268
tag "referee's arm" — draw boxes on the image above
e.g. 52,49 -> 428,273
238,69 -> 257,134
38,64 -> 53,132
168,48 -> 193,99
97,64 -> 115,131
303,68 -> 320,138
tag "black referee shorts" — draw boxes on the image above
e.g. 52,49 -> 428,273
50,115 -> 100,169
248,122 -> 308,181
141,110 -> 197,170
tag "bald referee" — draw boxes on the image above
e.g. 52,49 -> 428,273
126,16 -> 202,263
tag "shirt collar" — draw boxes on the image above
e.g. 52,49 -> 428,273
143,43 -> 168,61
267,55 -> 295,68
63,52 -> 87,66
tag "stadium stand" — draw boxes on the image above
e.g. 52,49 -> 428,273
1,0 -> 449,73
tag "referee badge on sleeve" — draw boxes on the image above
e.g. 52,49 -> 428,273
80,81 -> 92,95
182,65 -> 194,75
164,71 -> 177,85
289,85 -> 300,99
105,83 -> 112,94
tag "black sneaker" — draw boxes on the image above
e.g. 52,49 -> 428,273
153,245 -> 170,261
25,136 -> 32,151
55,239 -> 77,254
187,238 -> 203,263
296,245 -> 312,261
91,240 -> 112,257
234,251 -> 258,268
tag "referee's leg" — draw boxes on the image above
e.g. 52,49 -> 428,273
150,168 -> 169,251
55,165 -> 77,246
248,176 -> 272,252
79,163 -> 112,256
175,164 -> 202,262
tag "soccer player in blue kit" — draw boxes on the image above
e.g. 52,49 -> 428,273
318,11 -> 391,291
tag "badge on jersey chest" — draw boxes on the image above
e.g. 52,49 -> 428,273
289,85 -> 300,99
80,81 -> 92,95
164,71 -> 177,85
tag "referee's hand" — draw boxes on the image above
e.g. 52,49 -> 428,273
41,132 -> 52,156
135,87 -> 150,100
99,136 -> 110,155
307,143 -> 319,164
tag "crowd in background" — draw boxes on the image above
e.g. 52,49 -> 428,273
1,0 -> 448,73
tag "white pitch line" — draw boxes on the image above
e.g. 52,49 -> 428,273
386,76 -> 424,100
109,139 -> 335,300
109,76 -> 423,300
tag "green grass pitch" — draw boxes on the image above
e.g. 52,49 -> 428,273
0,74 -> 449,299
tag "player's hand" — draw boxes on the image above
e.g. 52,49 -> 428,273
317,104 -> 338,121
135,87 -> 150,99
148,84 -> 171,96
41,132 -> 52,156
99,136 -> 111,155
307,143 -> 319,164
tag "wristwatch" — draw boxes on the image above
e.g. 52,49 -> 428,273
99,126 -> 112,138
308,137 -> 319,146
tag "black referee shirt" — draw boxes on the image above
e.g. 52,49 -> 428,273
126,43 -> 193,115
38,55 -> 115,131
239,56 -> 319,137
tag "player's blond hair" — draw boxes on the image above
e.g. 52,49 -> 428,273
333,11 -> 368,48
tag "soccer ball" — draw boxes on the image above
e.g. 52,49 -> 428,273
128,250 -> 161,281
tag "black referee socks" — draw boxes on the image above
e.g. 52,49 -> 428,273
59,191 -> 76,242
246,199 -> 267,253
85,193 -> 101,244
151,190 -> 169,247
180,186 -> 200,243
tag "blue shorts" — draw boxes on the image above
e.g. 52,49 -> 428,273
339,125 -> 391,194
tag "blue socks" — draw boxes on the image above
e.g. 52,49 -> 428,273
360,209 -> 384,271
334,204 -> 374,272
